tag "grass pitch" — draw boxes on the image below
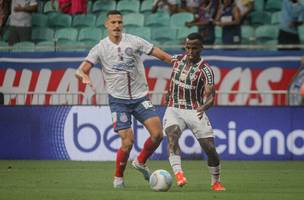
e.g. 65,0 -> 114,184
0,160 -> 303,200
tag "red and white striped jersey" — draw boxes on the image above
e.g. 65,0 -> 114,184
166,54 -> 215,110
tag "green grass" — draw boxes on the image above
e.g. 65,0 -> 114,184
0,160 -> 303,200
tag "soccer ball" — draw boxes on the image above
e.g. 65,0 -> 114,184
149,169 -> 173,192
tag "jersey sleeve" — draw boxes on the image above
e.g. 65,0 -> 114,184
85,44 -> 101,65
132,35 -> 154,55
202,63 -> 215,86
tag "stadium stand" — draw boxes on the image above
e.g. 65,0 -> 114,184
48,13 -> 72,28
92,0 -> 116,14
55,28 -> 78,42
11,41 -> 36,52
116,0 -> 141,14
72,14 -> 97,28
123,13 -> 145,27
35,41 -> 55,52
144,12 -> 170,27
0,0 -> 301,51
125,27 -> 151,41
32,27 -> 54,42
32,13 -> 49,27
78,27 -> 103,42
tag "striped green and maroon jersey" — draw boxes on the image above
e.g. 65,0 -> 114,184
167,54 -> 214,110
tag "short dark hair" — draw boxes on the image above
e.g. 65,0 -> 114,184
107,10 -> 122,17
187,32 -> 204,43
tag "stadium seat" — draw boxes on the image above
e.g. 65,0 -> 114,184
0,41 -> 9,52
54,28 -> 78,42
125,27 -> 151,41
255,25 -> 278,43
170,12 -> 194,28
35,41 -> 55,52
145,12 -> 170,27
265,0 -> 282,12
32,13 -> 48,27
32,27 -> 54,42
299,25 -> 304,43
48,13 -> 72,28
117,0 -> 140,14
123,13 -> 145,27
241,25 -> 255,44
271,11 -> 281,25
250,11 -> 271,25
215,26 -> 222,44
176,26 -> 198,41
95,13 -> 107,28
11,41 -> 36,52
253,0 -> 265,11
56,40 -> 86,52
78,27 -> 103,42
151,27 -> 177,43
72,14 -> 96,28
140,0 -> 154,14
92,0 -> 116,14
43,0 -> 58,13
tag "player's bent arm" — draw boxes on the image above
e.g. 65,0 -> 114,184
150,47 -> 172,64
75,61 -> 93,84
197,84 -> 215,119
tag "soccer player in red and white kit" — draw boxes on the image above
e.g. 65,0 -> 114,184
163,33 -> 226,191
75,10 -> 172,188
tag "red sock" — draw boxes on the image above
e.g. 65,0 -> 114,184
115,148 -> 130,177
137,137 -> 161,164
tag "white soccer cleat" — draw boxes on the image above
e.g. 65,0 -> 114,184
132,159 -> 151,181
113,176 -> 125,189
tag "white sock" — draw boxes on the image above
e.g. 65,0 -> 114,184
168,154 -> 182,174
208,165 -> 220,185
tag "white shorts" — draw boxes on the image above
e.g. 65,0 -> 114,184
163,107 -> 214,139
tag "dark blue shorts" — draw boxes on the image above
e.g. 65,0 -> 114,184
109,95 -> 159,132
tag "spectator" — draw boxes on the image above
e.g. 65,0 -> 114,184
185,0 -> 219,45
0,0 -> 11,37
51,0 -> 87,15
8,0 -> 38,46
152,0 -> 178,15
235,0 -> 253,23
278,0 -> 304,50
214,0 -> 241,45
179,0 -> 202,13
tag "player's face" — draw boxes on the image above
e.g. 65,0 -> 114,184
105,14 -> 123,38
185,39 -> 203,62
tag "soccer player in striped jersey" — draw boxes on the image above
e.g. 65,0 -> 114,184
75,10 -> 172,189
163,33 -> 225,191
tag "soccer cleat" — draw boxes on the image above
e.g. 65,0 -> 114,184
131,159 -> 151,181
113,176 -> 125,189
175,171 -> 187,187
211,181 -> 226,191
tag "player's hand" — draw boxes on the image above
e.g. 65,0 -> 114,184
196,106 -> 205,120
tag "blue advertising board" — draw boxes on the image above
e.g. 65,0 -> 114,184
0,106 -> 303,160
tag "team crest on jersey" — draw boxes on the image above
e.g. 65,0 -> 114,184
125,47 -> 134,56
119,112 -> 128,123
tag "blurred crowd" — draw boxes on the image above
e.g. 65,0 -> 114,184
0,0 -> 303,48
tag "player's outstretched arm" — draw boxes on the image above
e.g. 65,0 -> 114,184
196,84 -> 215,119
150,47 -> 173,64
